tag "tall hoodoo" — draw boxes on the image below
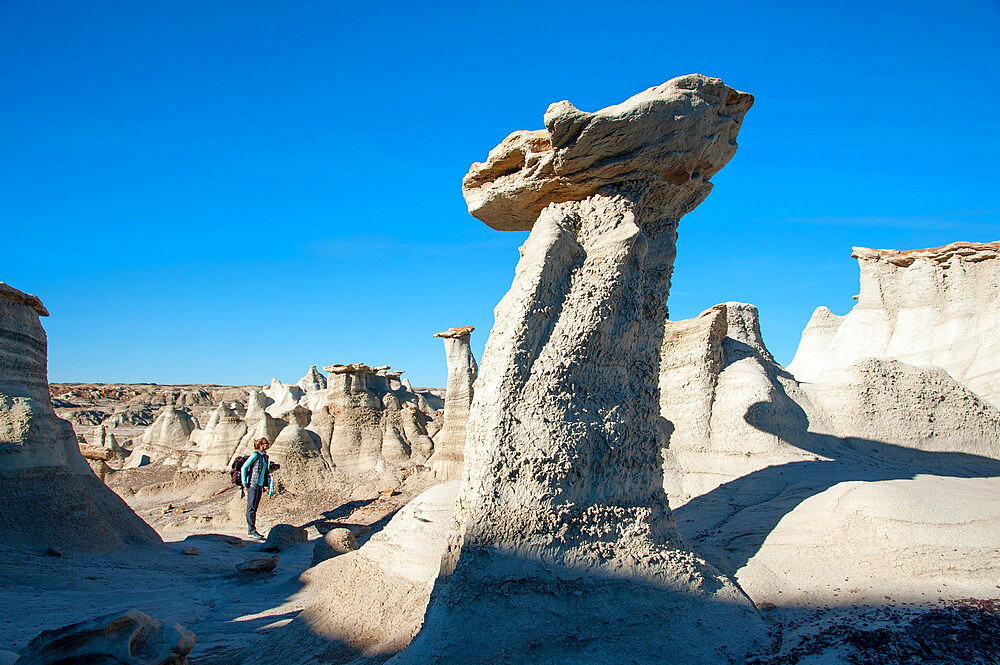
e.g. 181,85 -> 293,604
428,326 -> 477,479
787,241 -> 1000,407
0,282 -> 159,550
394,75 -> 763,664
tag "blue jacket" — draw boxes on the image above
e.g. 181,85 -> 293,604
241,451 -> 274,492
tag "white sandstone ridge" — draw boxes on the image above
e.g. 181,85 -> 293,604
0,282 -> 160,551
427,326 -> 477,480
788,241 -> 1000,407
243,481 -> 460,665
393,75 -> 765,665
658,301 -> 1000,606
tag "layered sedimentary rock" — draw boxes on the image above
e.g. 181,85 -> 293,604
323,364 -> 437,475
659,303 -> 815,505
658,300 -> 1000,600
268,424 -> 335,493
787,241 -> 1000,407
395,75 -> 764,664
297,365 -> 327,393
194,402 -> 247,471
427,326 -> 477,480
0,283 -> 159,551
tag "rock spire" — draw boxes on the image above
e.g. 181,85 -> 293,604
0,282 -> 159,550
394,75 -> 764,664
428,326 -> 477,479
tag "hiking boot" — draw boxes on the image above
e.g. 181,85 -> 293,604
249,531 -> 265,541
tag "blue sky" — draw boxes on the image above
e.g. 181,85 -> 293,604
3,1 -> 999,387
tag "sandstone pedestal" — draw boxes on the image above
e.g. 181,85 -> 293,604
392,75 -> 764,665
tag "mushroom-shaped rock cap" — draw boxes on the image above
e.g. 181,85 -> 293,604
434,325 -> 475,339
463,74 -> 753,231
323,363 -> 373,374
0,282 -> 49,316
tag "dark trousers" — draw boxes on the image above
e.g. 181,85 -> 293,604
246,485 -> 263,534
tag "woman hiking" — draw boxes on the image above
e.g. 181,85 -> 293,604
241,438 -> 274,540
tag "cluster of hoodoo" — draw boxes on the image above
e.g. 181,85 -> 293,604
119,362 -> 451,481
0,282 -> 160,551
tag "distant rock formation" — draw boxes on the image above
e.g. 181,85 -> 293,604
658,300 -> 1000,603
193,402 -> 247,471
788,241 -> 1000,407
428,326 -> 477,479
661,301 -> 1000,506
323,364 -> 438,475
0,282 -> 159,551
396,75 -> 765,664
659,303 -> 815,504
125,408 -> 196,468
268,424 -> 335,493
297,365 -> 327,393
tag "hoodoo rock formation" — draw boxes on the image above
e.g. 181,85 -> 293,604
427,326 -> 477,480
322,363 -> 437,475
788,241 -> 1000,407
394,75 -> 764,664
0,283 -> 159,551
659,303 -> 814,505
125,408 -> 196,468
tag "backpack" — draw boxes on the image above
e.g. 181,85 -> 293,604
231,455 -> 249,486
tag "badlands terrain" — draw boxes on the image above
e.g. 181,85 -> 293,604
3,74 -> 1000,665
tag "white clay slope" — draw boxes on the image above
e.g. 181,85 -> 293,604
658,299 -> 1000,606
788,241 -> 1000,408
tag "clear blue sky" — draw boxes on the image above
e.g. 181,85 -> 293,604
4,1 -> 999,387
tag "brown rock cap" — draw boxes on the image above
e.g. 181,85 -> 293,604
434,326 -> 475,339
0,282 -> 49,316
462,73 -> 753,231
853,241 -> 1000,267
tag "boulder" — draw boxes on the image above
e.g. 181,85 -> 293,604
311,527 -> 359,565
393,75 -> 764,665
261,524 -> 307,553
16,609 -> 194,665
236,555 -> 278,576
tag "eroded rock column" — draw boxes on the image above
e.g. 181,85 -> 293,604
0,282 -> 160,551
428,326 -> 476,479
393,75 -> 763,664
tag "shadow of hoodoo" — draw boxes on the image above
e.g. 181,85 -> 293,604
388,75 -> 764,665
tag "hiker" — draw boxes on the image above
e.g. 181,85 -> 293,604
241,438 -> 274,540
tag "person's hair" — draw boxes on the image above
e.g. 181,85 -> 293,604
254,438 -> 270,451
